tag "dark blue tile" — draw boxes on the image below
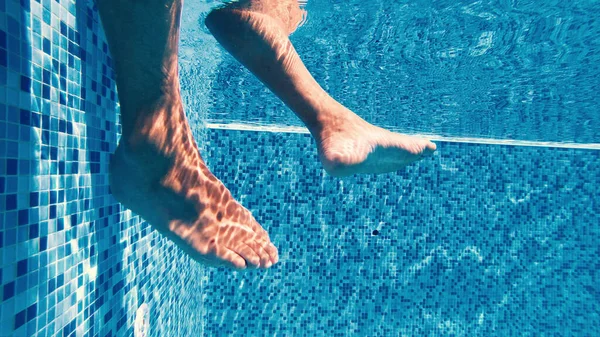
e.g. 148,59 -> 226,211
17,259 -> 27,276
29,224 -> 39,239
60,21 -> 67,36
26,304 -> 37,321
3,281 -> 15,299
0,48 -> 7,67
6,159 -> 17,175
63,318 -> 76,337
29,192 -> 38,207
42,38 -> 50,54
41,115 -> 49,130
6,194 -> 17,210
19,109 -> 30,125
47,278 -> 55,294
0,30 -> 6,48
0,68 -> 6,85
42,69 -> 50,84
42,84 -> 50,99
18,209 -> 28,226
14,309 -> 26,329
39,236 -> 47,251
20,0 -> 30,10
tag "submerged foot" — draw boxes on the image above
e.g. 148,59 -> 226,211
109,98 -> 278,270
314,105 -> 437,177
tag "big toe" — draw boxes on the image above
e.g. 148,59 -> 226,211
422,140 -> 437,156
228,237 -> 277,270
220,247 -> 250,270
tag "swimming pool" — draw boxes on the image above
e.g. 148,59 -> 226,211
0,0 -> 598,336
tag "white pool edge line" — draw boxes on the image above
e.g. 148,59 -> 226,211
205,123 -> 600,150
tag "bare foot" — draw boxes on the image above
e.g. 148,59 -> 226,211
109,97 -> 278,270
314,104 -> 437,177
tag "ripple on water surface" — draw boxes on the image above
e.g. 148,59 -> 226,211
192,0 -> 600,144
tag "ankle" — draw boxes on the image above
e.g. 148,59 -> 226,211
120,93 -> 187,150
119,77 -> 182,133
302,98 -> 353,136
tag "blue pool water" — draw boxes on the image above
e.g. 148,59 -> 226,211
0,0 -> 599,336
195,0 -> 600,144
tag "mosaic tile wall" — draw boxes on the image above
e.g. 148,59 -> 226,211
1,0 -> 599,336
0,0 -> 206,336
201,129 -> 600,336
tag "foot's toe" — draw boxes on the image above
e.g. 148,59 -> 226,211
245,217 -> 278,266
423,141 -> 437,155
255,242 -> 273,269
231,242 -> 262,269
223,248 -> 248,270
414,142 -> 436,160
264,242 -> 279,265
247,238 -> 276,268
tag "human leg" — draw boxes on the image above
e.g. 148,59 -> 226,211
97,0 -> 278,269
206,0 -> 436,176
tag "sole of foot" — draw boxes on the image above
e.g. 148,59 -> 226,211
109,122 -> 278,270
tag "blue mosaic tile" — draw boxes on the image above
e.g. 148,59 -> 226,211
0,0 -> 193,335
199,129 -> 600,336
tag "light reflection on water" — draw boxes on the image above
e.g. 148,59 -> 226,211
182,0 -> 600,144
